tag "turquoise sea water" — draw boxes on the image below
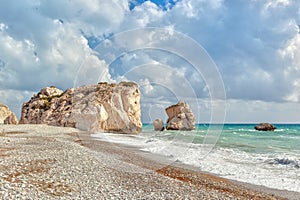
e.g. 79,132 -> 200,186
93,124 -> 300,192
143,123 -> 300,155
201,124 -> 299,154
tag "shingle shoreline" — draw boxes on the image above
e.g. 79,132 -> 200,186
0,124 -> 296,199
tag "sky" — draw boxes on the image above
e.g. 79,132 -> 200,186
0,0 -> 300,123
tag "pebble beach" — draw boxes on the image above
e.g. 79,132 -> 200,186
0,124 -> 298,199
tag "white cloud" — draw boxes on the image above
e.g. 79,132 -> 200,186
0,0 -> 300,122
280,33 -> 300,102
39,0 -> 128,35
226,99 -> 300,123
0,20 -> 111,90
138,78 -> 153,94
173,0 -> 224,19
0,89 -> 34,118
263,0 -> 290,12
0,0 -> 116,116
0,28 -> 39,89
121,1 -> 165,29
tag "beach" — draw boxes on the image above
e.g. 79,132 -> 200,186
0,124 -> 299,199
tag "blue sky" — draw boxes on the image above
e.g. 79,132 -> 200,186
129,0 -> 177,10
0,0 -> 300,123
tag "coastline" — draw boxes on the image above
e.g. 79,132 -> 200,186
0,124 -> 299,199
82,132 -> 300,200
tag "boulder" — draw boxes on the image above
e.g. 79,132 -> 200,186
0,103 -> 18,124
153,119 -> 164,131
255,123 -> 276,131
20,82 -> 142,134
165,100 -> 195,131
4,113 -> 18,125
37,86 -> 64,98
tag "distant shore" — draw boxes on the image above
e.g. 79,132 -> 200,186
0,124 -> 298,199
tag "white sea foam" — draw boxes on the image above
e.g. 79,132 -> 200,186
92,130 -> 300,193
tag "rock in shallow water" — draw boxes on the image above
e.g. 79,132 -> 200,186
153,119 -> 164,131
20,82 -> 142,134
165,101 -> 195,131
254,123 -> 276,131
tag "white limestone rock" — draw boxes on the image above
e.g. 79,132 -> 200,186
165,101 -> 195,131
153,119 -> 164,131
0,103 -> 18,124
20,82 -> 142,134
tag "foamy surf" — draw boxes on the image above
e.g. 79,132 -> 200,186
92,124 -> 300,193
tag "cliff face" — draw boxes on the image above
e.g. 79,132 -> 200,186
0,103 -> 18,124
20,82 -> 142,134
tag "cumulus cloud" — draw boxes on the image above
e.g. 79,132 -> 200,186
153,0 -> 300,103
0,89 -> 33,117
39,0 -> 128,35
122,1 -> 165,28
0,19 -> 110,91
281,33 -> 300,102
0,0 -> 117,116
0,0 -> 300,122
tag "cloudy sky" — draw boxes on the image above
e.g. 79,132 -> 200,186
0,0 -> 300,123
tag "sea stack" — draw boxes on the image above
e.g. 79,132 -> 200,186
20,82 -> 142,134
255,123 -> 276,131
153,119 -> 164,131
0,103 -> 18,124
165,100 -> 195,131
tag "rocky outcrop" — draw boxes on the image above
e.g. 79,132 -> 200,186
255,123 -> 276,131
153,119 -> 164,131
165,101 -> 195,131
20,82 -> 142,134
0,103 -> 18,124
4,113 -> 18,125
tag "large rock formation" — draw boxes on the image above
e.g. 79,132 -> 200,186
153,119 -> 164,131
0,103 -> 18,124
165,101 -> 195,131
255,123 -> 276,131
20,82 -> 142,134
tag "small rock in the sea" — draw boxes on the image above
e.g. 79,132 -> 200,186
153,119 -> 164,131
254,123 -> 276,131
165,100 -> 195,131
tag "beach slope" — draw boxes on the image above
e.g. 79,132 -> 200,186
0,125 -> 297,199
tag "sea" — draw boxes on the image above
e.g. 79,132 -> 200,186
92,124 -> 300,193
